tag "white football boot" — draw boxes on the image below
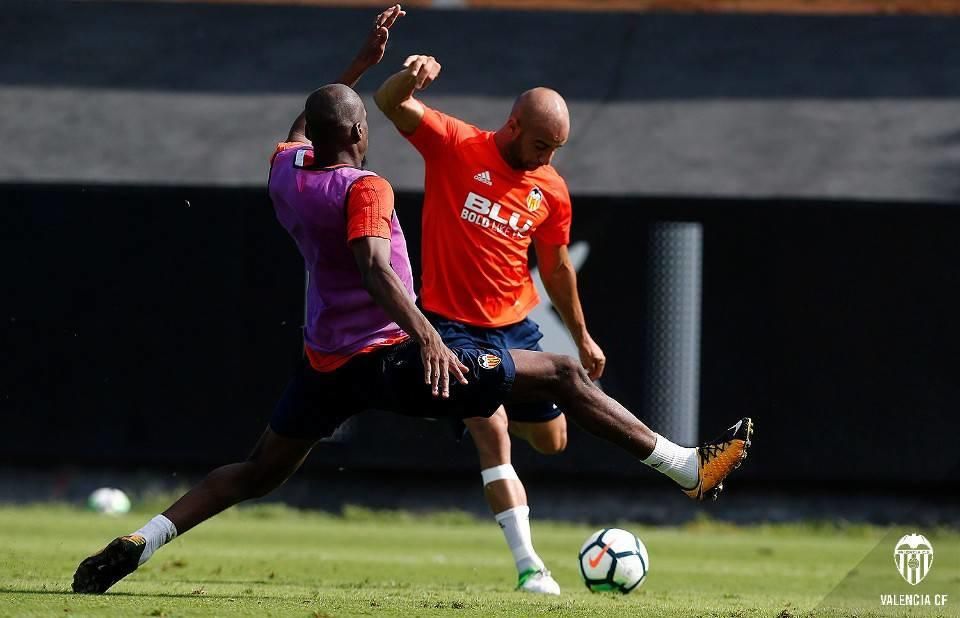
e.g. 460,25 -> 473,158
517,568 -> 561,595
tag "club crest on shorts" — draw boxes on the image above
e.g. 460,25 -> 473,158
894,533 -> 934,585
478,353 -> 502,370
526,187 -> 544,212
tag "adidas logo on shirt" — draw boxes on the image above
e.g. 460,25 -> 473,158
473,170 -> 493,186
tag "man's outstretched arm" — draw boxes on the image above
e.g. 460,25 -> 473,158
285,4 -> 406,143
374,54 -> 441,134
534,240 -> 606,380
350,236 -> 468,398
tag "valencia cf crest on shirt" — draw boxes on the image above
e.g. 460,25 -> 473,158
526,187 -> 544,212
478,353 -> 502,370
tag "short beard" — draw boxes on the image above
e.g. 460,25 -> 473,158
506,140 -> 525,170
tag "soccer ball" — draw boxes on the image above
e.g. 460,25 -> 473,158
578,527 -> 649,593
87,488 -> 131,516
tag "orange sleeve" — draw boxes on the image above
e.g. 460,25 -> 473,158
270,141 -> 308,166
403,106 -> 469,160
532,180 -> 573,246
346,176 -> 395,242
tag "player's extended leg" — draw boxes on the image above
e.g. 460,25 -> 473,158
508,350 -> 752,501
72,427 -> 315,594
463,409 -> 560,595
163,427 -> 315,534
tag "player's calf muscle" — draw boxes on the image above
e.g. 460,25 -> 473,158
529,426 -> 567,455
510,350 -> 656,459
511,418 -> 567,455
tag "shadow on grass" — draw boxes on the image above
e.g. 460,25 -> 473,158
0,587 -> 286,600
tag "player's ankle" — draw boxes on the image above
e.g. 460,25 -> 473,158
131,514 -> 178,565
641,434 -> 699,488
516,556 -> 545,575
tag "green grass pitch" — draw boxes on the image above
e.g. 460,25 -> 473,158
1,503 -> 957,617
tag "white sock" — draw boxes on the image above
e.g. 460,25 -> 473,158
642,434 -> 699,489
132,514 -> 178,565
494,506 -> 545,575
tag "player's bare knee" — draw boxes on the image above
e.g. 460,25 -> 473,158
466,414 -> 511,464
466,412 -> 509,440
550,354 -> 580,380
550,355 -> 590,401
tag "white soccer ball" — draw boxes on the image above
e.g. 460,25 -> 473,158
87,488 -> 131,516
578,527 -> 649,593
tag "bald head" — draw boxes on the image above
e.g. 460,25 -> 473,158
510,87 -> 569,139
304,84 -> 367,149
496,87 -> 570,171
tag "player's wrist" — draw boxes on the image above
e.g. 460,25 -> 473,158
408,319 -> 437,347
399,70 -> 420,92
571,326 -> 590,345
377,71 -> 417,108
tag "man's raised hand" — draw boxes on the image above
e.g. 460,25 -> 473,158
355,4 -> 406,69
402,55 -> 441,90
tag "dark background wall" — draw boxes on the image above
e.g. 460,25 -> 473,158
4,2 -> 960,495
3,2 -> 960,200
3,183 -> 959,489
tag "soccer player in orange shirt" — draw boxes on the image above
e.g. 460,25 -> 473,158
376,54 -> 605,594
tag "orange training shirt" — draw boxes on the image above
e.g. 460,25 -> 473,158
403,106 -> 572,328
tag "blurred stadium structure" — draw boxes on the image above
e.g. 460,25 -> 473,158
3,0 -> 960,524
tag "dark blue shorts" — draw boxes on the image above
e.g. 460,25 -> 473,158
426,313 -> 561,423
270,340 -> 515,440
